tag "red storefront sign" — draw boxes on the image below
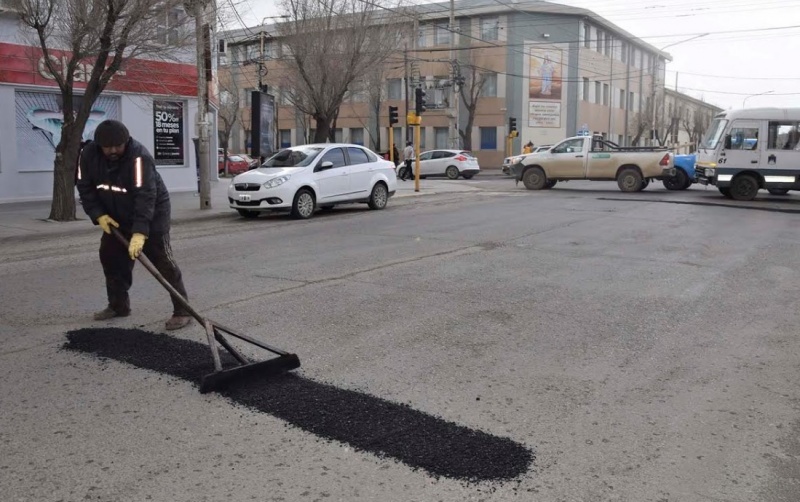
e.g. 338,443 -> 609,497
0,42 -> 198,96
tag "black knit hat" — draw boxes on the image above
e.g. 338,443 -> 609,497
94,120 -> 130,147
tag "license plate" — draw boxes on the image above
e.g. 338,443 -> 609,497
239,194 -> 251,202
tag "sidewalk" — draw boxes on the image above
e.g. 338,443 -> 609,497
0,176 -> 484,241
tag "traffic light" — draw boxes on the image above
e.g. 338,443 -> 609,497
415,87 -> 427,115
388,105 -> 399,126
508,117 -> 518,138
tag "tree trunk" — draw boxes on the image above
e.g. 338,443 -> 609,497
48,125 -> 82,221
314,116 -> 331,143
460,108 -> 475,151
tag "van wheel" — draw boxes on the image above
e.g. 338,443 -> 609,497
730,174 -> 759,201
617,168 -> 643,192
291,188 -> 316,219
718,187 -> 732,199
522,167 -> 547,190
768,188 -> 790,196
237,209 -> 259,219
445,166 -> 460,180
663,169 -> 688,190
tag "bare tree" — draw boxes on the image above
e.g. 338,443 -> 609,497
275,0 -> 404,143
18,0 -> 192,221
682,110 -> 709,152
217,67 -> 241,175
456,62 -> 487,152
629,95 -> 671,146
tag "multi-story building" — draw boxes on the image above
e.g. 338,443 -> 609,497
0,2 -> 218,203
220,0 -> 683,169
663,89 -> 724,152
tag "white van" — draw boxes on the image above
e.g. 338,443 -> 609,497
695,108 -> 800,200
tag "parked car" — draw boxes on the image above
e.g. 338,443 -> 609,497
404,149 -> 480,179
238,153 -> 260,170
663,154 -> 695,190
502,145 -> 551,175
228,143 -> 397,219
218,154 -> 251,175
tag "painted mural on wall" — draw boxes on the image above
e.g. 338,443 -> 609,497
15,91 -> 120,171
528,46 -> 563,128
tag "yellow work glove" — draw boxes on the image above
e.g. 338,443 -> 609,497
97,214 -> 119,234
128,233 -> 146,260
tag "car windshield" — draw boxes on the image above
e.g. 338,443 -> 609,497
701,118 -> 728,150
263,147 -> 324,168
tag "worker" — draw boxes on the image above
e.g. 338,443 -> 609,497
522,141 -> 534,154
76,120 -> 192,331
401,140 -> 414,181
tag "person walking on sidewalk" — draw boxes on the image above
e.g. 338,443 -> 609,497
76,120 -> 192,331
402,141 -> 414,181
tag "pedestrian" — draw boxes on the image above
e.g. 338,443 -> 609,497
402,140 -> 414,181
392,144 -> 400,167
522,141 -> 534,154
76,120 -> 192,331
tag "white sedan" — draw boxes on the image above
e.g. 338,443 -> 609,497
228,143 -> 397,219
412,149 -> 480,179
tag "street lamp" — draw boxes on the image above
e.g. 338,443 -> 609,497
743,90 -> 773,108
258,16 -> 289,92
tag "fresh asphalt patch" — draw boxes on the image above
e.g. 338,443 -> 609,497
64,328 -> 534,483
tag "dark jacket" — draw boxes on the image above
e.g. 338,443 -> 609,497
76,138 -> 171,237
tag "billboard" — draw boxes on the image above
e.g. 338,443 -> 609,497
250,91 -> 275,161
528,46 -> 563,129
153,101 -> 185,165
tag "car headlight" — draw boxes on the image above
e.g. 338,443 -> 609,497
263,175 -> 290,189
511,156 -> 525,164
706,168 -> 715,177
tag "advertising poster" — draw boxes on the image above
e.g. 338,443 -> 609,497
153,101 -> 184,165
251,91 -> 275,160
15,91 -> 120,171
528,46 -> 564,129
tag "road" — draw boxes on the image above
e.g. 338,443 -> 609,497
1,177 -> 799,501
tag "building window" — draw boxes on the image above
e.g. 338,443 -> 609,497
480,127 -> 497,150
156,8 -> 183,45
629,91 -> 634,110
595,81 -> 601,104
279,129 -> 291,148
582,77 -> 589,101
435,23 -> 451,45
419,128 -> 426,150
583,24 -> 591,48
621,42 -> 628,64
333,128 -> 343,143
480,73 -> 498,97
387,79 -> 402,100
603,84 -> 609,106
619,89 -> 625,109
481,17 -> 499,41
261,40 -> 275,58
434,127 -> 448,149
596,30 -> 603,53
350,128 -> 364,146
393,127 -> 402,148
279,87 -> 292,105
418,25 -> 428,47
605,35 -> 612,57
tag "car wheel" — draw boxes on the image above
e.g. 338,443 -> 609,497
768,188 -> 790,196
718,187 -> 732,198
544,180 -> 557,189
445,166 -> 460,180
521,167 -> 547,190
291,188 -> 316,219
368,182 -> 389,210
237,209 -> 259,219
663,169 -> 688,190
730,174 -> 759,201
617,168 -> 643,192
462,174 -> 474,180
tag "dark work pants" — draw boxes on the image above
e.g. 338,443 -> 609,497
403,159 -> 413,179
99,231 -> 189,316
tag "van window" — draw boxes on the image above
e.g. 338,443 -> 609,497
767,121 -> 800,151
727,126 -> 759,151
702,118 -> 727,149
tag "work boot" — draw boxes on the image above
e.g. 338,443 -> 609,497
93,307 -> 130,321
165,315 -> 192,331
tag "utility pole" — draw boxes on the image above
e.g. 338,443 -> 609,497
187,0 -> 211,209
449,0 -> 456,148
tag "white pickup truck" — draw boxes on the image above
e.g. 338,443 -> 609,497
510,136 -> 676,192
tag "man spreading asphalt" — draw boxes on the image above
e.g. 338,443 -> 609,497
76,120 -> 192,331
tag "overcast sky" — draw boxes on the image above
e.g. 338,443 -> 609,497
231,0 -> 800,111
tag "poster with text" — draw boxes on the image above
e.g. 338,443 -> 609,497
528,46 -> 563,101
153,101 -> 184,165
15,91 -> 120,172
529,101 -> 562,128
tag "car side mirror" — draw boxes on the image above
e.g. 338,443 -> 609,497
318,161 -> 334,171
723,134 -> 731,150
